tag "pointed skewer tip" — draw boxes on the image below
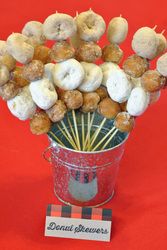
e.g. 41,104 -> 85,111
161,29 -> 165,35
153,25 -> 157,31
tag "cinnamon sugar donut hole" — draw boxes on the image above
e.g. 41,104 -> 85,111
30,111 -> 51,135
0,80 -> 19,100
33,45 -> 51,64
76,41 -> 102,63
81,92 -> 100,113
11,66 -> 29,87
102,43 -> 123,64
0,65 -> 10,86
46,100 -> 67,122
149,90 -> 161,105
123,54 -> 149,77
98,97 -> 121,119
120,101 -> 127,111
56,87 -> 66,100
61,90 -> 83,110
51,41 -> 75,62
123,54 -> 149,78
0,40 -> 16,71
114,112 -> 135,133
0,54 -> 16,71
95,86 -> 108,100
141,70 -> 165,92
23,60 -> 44,81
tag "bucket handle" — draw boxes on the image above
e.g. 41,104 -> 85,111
43,144 -> 60,163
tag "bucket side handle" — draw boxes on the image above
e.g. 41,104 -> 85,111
43,146 -> 53,163
43,143 -> 60,163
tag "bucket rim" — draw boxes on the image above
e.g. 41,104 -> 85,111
48,132 -> 129,154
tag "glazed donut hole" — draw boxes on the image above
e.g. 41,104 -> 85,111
30,111 -> 51,135
102,43 -> 123,64
61,90 -> 83,110
33,45 -> 51,64
100,62 -> 120,87
6,33 -> 34,64
0,65 -> 10,86
29,78 -> 58,110
156,52 -> 167,77
127,87 -> 150,116
106,68 -> 132,103
75,41 -> 102,63
44,63 -> 55,82
43,13 -> 77,41
127,75 -> 142,88
22,21 -> 46,46
11,66 -> 29,87
132,27 -> 158,60
70,32 -> 82,49
98,97 -> 121,119
114,112 -> 135,133
51,40 -> 75,62
78,62 -> 103,92
0,80 -> 19,101
81,92 -> 100,113
156,33 -> 167,56
95,86 -> 108,100
141,70 -> 165,92
46,100 -> 67,122
123,54 -> 149,78
0,40 -> 7,55
22,60 -> 44,82
107,16 -> 128,44
53,58 -> 85,90
7,86 -> 36,120
76,10 -> 106,42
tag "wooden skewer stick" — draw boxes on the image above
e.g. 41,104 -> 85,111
88,118 -> 107,150
87,112 -> 91,150
101,129 -> 118,150
81,113 -> 85,150
61,120 -> 78,148
67,114 -> 78,147
57,124 -> 78,150
48,131 -> 66,147
72,110 -> 81,151
161,29 -> 165,34
153,25 -> 157,31
83,112 -> 95,151
91,126 -> 116,151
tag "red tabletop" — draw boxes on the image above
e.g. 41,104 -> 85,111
0,0 -> 167,249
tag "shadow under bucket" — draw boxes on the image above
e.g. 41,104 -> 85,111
44,112 -> 129,207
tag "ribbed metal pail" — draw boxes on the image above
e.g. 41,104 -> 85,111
44,112 -> 129,207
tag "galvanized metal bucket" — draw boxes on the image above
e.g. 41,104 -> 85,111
44,112 -> 129,207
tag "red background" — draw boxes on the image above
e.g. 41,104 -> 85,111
0,0 -> 167,249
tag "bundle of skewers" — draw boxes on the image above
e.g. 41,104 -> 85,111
0,9 -> 167,151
